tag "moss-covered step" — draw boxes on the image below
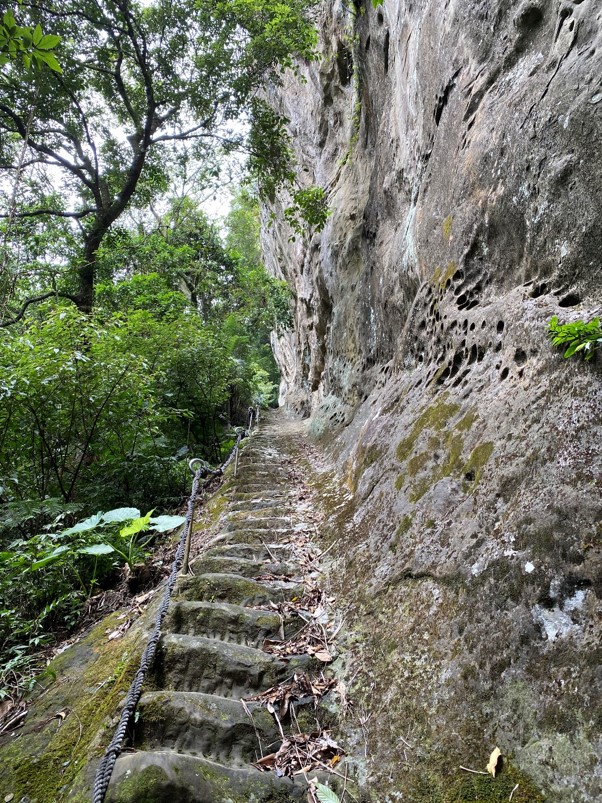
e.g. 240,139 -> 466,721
105,750 -> 304,803
188,553 -> 295,579
211,527 -> 295,544
228,499 -> 293,513
152,633 -> 311,696
166,600 -> 300,645
203,540 -> 294,563
175,572 -> 303,606
224,510 -> 292,527
132,691 -> 279,764
227,490 -> 290,502
228,480 -> 289,493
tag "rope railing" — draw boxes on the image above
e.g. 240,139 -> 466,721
91,418 -> 257,803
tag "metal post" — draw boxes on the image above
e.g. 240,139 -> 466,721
256,404 -> 260,424
181,498 -> 195,575
234,443 -> 239,477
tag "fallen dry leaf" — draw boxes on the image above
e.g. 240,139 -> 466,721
487,746 -> 503,777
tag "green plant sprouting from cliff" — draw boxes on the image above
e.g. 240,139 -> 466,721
548,316 -> 602,361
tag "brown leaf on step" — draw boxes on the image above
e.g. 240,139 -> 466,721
260,612 -> 335,664
106,619 -> 132,641
253,729 -> 345,778
487,746 -> 503,777
254,752 -> 277,769
134,590 -> 154,605
244,672 -> 336,718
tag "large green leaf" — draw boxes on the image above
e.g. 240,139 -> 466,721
62,513 -> 103,535
120,510 -> 153,538
78,543 -> 115,556
101,507 -> 141,524
32,545 -> 70,570
149,515 -> 186,532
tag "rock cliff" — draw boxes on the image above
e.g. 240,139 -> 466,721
263,1 -> 602,800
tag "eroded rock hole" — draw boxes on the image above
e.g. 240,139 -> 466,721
530,282 -> 549,298
365,35 -> 371,52
558,292 -> 581,308
384,30 -> 390,74
500,367 -> 509,381
514,348 -> 527,366
377,10 -> 384,24
336,42 -> 354,87
452,368 -> 471,388
497,320 -> 505,333
516,5 -> 544,31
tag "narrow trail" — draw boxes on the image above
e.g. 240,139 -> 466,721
105,411 -> 343,803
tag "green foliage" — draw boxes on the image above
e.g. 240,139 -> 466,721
0,506 -> 183,697
248,99 -> 330,237
0,6 -> 61,72
0,0 -> 320,313
372,0 -> 384,7
548,316 -> 602,361
284,186 -> 331,239
31,507 -> 185,573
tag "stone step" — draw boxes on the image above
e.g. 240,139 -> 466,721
204,540 -> 295,563
175,572 -> 303,606
166,600 -> 299,644
106,750 -> 304,802
153,633 -> 310,696
223,517 -> 293,534
225,509 -> 293,523
228,499 -> 293,513
189,553 -> 295,579
227,490 -> 289,502
133,692 -> 279,764
216,526 -> 295,543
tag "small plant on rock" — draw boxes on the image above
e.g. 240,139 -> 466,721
548,316 -> 602,361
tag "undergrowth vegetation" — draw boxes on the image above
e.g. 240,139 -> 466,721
0,192 -> 290,696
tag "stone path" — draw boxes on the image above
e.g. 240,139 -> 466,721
105,412 -> 331,803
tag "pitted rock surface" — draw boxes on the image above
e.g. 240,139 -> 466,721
261,1 -> 602,800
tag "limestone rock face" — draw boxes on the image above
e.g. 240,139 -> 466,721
263,0 -> 602,799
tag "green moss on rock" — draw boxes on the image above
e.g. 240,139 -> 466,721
396,396 -> 461,463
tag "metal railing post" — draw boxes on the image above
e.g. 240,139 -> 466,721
181,498 -> 195,575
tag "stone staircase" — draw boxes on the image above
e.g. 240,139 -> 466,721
105,416 -> 323,803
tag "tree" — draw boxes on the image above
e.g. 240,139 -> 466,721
0,0 -> 318,321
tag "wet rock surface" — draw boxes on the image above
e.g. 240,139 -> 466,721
262,1 -> 602,800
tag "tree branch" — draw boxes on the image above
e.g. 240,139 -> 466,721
0,208 -> 95,219
0,103 -> 97,193
0,292 -> 79,328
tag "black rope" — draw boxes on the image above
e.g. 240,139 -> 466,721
91,426 -> 250,803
